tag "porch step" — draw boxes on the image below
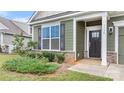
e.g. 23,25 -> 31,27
76,59 -> 101,65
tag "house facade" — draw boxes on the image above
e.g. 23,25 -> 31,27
0,16 -> 31,53
29,11 -> 124,65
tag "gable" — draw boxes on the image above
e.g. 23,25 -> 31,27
33,11 -> 65,21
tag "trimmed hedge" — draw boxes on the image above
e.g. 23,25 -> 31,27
55,53 -> 65,64
42,52 -> 55,62
20,51 -> 65,63
2,57 -> 59,75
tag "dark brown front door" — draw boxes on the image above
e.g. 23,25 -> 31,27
89,30 -> 101,58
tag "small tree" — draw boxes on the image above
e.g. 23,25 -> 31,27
12,33 -> 24,54
27,39 -> 37,50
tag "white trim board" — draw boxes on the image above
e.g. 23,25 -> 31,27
86,25 -> 102,58
73,17 -> 76,61
113,20 -> 124,64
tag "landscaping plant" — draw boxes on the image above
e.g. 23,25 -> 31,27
2,57 -> 59,75
12,33 -> 24,54
56,53 -> 65,64
42,52 -> 55,62
27,39 -> 37,50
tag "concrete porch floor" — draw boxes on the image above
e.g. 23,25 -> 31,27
75,59 -> 101,65
69,59 -> 124,80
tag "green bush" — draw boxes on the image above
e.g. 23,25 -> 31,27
42,52 -> 55,62
0,45 -> 2,53
25,52 -> 43,59
2,57 -> 59,75
56,53 -> 65,64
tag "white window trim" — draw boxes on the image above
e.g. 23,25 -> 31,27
113,20 -> 124,64
41,22 -> 60,51
86,25 -> 102,58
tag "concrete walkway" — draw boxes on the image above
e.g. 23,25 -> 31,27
68,63 -> 124,81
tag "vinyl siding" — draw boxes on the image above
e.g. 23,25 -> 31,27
3,34 -> 30,47
61,20 -> 73,51
76,21 -> 85,60
107,16 -> 124,51
118,27 -> 124,64
33,26 -> 39,49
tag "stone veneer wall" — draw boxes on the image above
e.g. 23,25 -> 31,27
64,52 -> 75,63
107,51 -> 117,64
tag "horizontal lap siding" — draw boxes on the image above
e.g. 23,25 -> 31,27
107,16 -> 124,51
34,26 -> 40,49
61,20 -> 73,51
3,34 -> 30,47
76,21 -> 85,60
3,34 -> 14,45
119,27 -> 124,64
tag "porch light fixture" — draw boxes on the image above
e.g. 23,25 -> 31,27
108,27 -> 113,35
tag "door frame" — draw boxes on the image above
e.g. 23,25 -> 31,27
86,25 -> 102,58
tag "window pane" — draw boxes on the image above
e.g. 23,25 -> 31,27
43,39 -> 49,49
51,39 -> 59,50
92,32 -> 96,38
51,25 -> 59,38
96,32 -> 99,37
43,27 -> 49,38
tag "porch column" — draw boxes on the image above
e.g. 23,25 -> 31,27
73,17 -> 76,60
101,12 -> 108,65
0,32 -> 3,45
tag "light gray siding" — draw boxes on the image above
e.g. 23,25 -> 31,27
3,34 -> 30,47
33,26 -> 39,49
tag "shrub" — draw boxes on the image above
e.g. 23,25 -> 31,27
2,57 -> 59,75
56,53 -> 65,64
12,33 -> 24,54
27,39 -> 37,50
18,50 -> 27,56
42,52 -> 55,62
25,52 -> 43,59
0,45 -> 2,53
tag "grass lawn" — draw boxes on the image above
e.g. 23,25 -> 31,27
0,54 -> 112,81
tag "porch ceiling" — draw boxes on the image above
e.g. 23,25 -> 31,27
77,17 -> 101,22
108,11 -> 124,17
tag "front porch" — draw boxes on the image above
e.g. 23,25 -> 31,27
74,12 -> 108,66
31,12 -> 108,66
76,59 -> 101,65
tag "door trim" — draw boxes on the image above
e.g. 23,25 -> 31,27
86,25 -> 102,58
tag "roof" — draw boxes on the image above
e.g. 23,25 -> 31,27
29,11 -> 124,25
28,11 -> 80,23
0,16 -> 30,37
12,20 -> 28,33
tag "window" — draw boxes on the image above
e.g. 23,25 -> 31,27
42,27 -> 50,49
92,31 -> 99,38
42,25 -> 60,50
51,25 -> 59,38
51,25 -> 59,50
43,27 -> 50,38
